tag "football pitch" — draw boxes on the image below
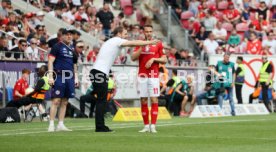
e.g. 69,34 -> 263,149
0,114 -> 276,152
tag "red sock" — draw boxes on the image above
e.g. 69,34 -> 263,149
151,103 -> 158,125
141,103 -> 149,125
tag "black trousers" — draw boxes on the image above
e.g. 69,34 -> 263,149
235,84 -> 243,104
260,82 -> 271,112
90,69 -> 108,129
249,93 -> 258,104
79,94 -> 96,117
6,97 -> 43,108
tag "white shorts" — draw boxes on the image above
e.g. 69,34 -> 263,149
137,77 -> 160,98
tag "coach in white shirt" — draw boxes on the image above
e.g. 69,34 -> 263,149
90,26 -> 159,132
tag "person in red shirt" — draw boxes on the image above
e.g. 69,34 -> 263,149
131,25 -> 167,133
252,15 -> 268,32
189,17 -> 201,37
223,2 -> 240,24
247,32 -> 262,55
13,68 -> 30,100
86,45 -> 100,63
197,5 -> 206,22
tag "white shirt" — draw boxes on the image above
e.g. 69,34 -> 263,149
262,39 -> 276,54
48,11 -> 56,17
80,13 -> 89,21
62,11 -> 75,22
50,0 -> 58,4
93,37 -> 127,75
72,0 -> 81,6
25,46 -> 38,60
212,28 -> 227,42
203,39 -> 219,54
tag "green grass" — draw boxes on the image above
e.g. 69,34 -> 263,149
0,114 -> 276,152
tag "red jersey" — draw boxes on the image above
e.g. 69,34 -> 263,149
252,20 -> 268,31
134,42 -> 164,78
13,78 -> 29,100
223,9 -> 240,20
247,40 -> 262,55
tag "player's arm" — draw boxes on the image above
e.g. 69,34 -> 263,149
152,55 -> 167,64
121,39 -> 159,47
48,56 -> 55,85
131,47 -> 142,61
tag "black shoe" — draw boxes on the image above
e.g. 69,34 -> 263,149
95,126 -> 114,132
231,111 -> 236,116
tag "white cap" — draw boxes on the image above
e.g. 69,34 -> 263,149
36,11 -> 45,16
189,17 -> 195,21
7,31 -> 14,37
188,52 -> 194,57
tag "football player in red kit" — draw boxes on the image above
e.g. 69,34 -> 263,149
131,25 -> 167,133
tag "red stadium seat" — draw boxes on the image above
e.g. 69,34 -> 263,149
250,12 -> 256,21
215,11 -> 224,22
180,11 -> 194,29
120,0 -> 132,8
236,23 -> 248,41
181,11 -> 194,19
123,6 -> 133,16
206,1 -> 216,9
136,9 -> 142,21
236,23 -> 249,31
222,22 -> 233,31
218,1 -> 228,10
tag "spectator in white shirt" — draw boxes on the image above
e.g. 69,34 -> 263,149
25,38 -> 39,60
48,6 -> 62,18
75,6 -> 89,21
212,22 -> 227,45
62,6 -> 77,24
203,10 -> 217,33
262,31 -> 276,55
203,32 -> 219,57
34,11 -> 45,27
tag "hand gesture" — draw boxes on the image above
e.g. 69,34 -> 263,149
150,39 -> 160,45
145,58 -> 155,69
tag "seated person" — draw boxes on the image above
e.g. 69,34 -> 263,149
170,76 -> 196,117
78,85 -> 96,118
79,70 -> 117,117
197,65 -> 218,105
6,65 -> 49,119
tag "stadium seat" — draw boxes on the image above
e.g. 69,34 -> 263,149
215,11 -> 224,22
206,1 -> 216,9
6,87 -> 13,102
218,1 -> 228,10
222,22 -> 233,31
120,0 -> 132,9
222,22 -> 233,40
250,12 -> 256,21
120,0 -> 133,16
181,11 -> 194,29
236,23 -> 248,40
123,5 -> 133,16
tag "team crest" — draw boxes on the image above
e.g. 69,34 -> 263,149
55,90 -> 60,95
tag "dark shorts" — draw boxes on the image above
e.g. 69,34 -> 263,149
51,75 -> 75,98
173,93 -> 193,102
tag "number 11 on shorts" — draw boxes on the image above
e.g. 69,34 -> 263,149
153,88 -> 158,94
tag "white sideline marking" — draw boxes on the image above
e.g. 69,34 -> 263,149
0,118 -> 274,136
0,121 -> 174,133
